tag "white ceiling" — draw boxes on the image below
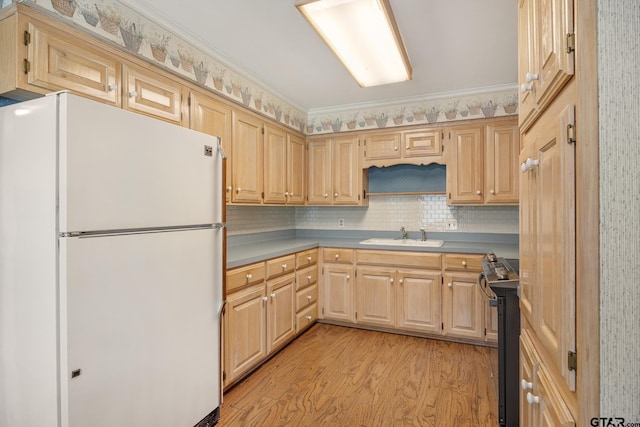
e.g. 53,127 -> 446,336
121,0 -> 518,112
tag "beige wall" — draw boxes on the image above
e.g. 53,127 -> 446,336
598,0 -> 640,419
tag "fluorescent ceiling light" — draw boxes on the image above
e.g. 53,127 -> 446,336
296,0 -> 412,87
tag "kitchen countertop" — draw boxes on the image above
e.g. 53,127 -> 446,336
227,229 -> 519,268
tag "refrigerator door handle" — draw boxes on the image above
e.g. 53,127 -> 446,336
213,222 -> 226,229
217,300 -> 227,317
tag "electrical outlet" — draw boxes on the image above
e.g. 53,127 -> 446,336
338,218 -> 344,228
446,219 -> 458,230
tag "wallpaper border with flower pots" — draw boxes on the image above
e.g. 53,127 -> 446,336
306,89 -> 518,135
3,0 -> 518,136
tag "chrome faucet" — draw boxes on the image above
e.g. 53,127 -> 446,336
400,226 -> 408,240
420,228 -> 427,241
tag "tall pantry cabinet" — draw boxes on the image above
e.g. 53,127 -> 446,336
517,0 -> 578,425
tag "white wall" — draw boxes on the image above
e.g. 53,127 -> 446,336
227,195 -> 518,236
598,0 -> 640,419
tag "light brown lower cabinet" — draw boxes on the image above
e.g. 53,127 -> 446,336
442,271 -> 484,340
520,329 -> 575,427
224,250 -> 318,388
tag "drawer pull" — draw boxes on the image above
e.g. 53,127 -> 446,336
307,256 -> 312,262
128,90 -> 138,98
307,275 -> 312,281
246,273 -> 253,280
307,295 -> 313,301
461,260 -> 467,267
521,379 -> 533,390
262,296 -> 268,302
526,392 -> 540,405
333,192 -> 338,197
270,293 -> 276,299
282,263 -> 287,269
108,84 -> 117,91
335,254 -> 340,259
306,315 -> 312,321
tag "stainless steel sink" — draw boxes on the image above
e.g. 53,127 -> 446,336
359,238 -> 444,248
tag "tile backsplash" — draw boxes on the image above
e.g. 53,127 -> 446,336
227,195 -> 518,236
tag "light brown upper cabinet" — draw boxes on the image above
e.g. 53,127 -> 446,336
446,119 -> 519,205
362,128 -> 444,168
263,125 -> 305,205
231,110 -> 264,204
189,91 -> 233,202
518,0 -> 574,132
122,62 -> 186,126
0,10 -> 120,104
307,135 -> 368,206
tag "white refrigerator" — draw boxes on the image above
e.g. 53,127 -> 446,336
0,93 -> 224,427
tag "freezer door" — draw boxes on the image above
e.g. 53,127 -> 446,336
58,94 -> 221,233
59,228 -> 222,427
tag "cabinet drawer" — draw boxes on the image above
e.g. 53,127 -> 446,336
296,284 -> 318,312
443,253 -> 485,272
296,265 -> 318,290
266,254 -> 296,279
296,249 -> 318,268
402,129 -> 442,157
296,303 -> 317,334
323,248 -> 354,264
356,250 -> 442,270
227,262 -> 265,292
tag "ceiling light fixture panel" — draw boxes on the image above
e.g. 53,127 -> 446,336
296,0 -> 412,87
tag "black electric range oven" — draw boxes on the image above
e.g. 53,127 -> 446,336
480,254 -> 520,427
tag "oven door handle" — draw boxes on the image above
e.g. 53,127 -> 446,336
477,272 -> 498,305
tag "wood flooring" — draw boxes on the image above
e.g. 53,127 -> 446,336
219,323 -> 498,427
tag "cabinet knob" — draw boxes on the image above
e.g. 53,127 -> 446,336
307,256 -> 312,262
399,279 -> 404,285
282,264 -> 287,270
335,254 -> 340,259
448,282 -> 452,288
526,72 -> 539,83
306,315 -> 312,320
390,278 -> 394,284
270,293 -> 276,298
490,190 -> 495,195
226,186 -> 232,192
307,295 -> 312,301
246,273 -> 253,280
262,296 -> 268,302
285,191 -> 289,196
323,193 -> 329,198
526,392 -> 540,405
461,260 -> 467,267
236,187 -> 242,193
521,379 -> 533,390
334,192 -> 338,197
346,275 -> 350,280
521,83 -> 533,93
476,190 -> 481,195
307,275 -> 312,281
128,90 -> 138,98
394,146 -> 398,151
108,84 -> 117,92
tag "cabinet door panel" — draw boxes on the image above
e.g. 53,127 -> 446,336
447,126 -> 484,204
307,139 -> 332,205
232,111 -> 263,203
226,285 -> 266,383
518,0 -> 537,128
486,124 -> 519,204
287,134 -> 306,205
322,264 -> 354,322
519,142 -> 537,325
30,22 -> 119,105
534,105 -> 576,391
189,92 -> 232,202
356,267 -> 395,327
403,130 -> 442,157
397,269 -> 441,333
364,132 -> 401,161
267,275 -> 295,353
442,272 -> 483,339
263,125 -> 287,204
122,63 -> 185,125
535,0 -> 574,109
332,135 -> 360,204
